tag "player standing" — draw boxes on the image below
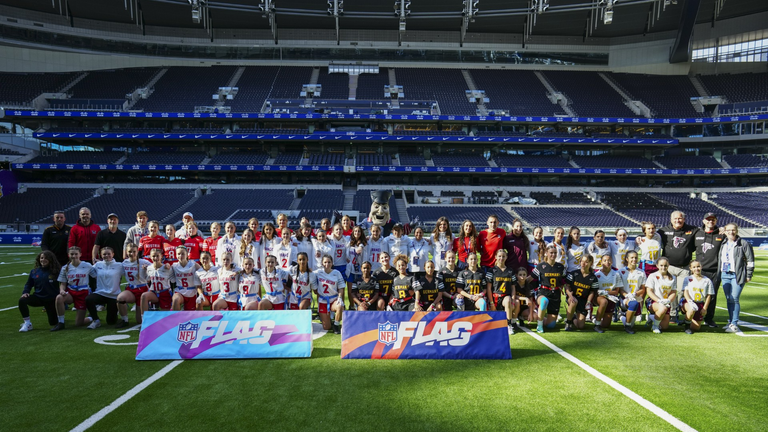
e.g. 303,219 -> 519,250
408,227 -> 432,279
215,221 -> 241,267
201,222 -> 222,265
288,252 -> 314,311
478,215 -> 507,272
234,228 -> 259,270
453,220 -> 478,269
565,226 -> 585,273
312,230 -> 333,270
137,221 -> 166,259
364,224 -> 389,272
587,230 -> 612,271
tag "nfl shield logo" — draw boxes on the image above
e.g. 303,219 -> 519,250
378,321 -> 398,346
177,321 -> 199,344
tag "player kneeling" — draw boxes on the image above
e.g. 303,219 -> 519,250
487,250 -> 517,334
288,253 -> 314,310
314,255 -> 346,333
645,257 -> 677,334
593,255 -> 623,333
532,246 -> 566,333
53,246 -> 93,331
115,243 -> 151,328
352,261 -> 380,311
141,248 -> 174,317
415,261 -> 443,312
618,251 -> 646,334
388,255 -> 420,312
195,251 -> 220,310
171,246 -> 201,312
681,260 -> 714,334
564,255 -> 598,332
513,267 -> 537,327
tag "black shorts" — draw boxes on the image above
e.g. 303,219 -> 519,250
537,289 -> 561,315
493,293 -> 510,310
575,297 -> 590,316
391,301 -> 415,312
442,295 -> 454,311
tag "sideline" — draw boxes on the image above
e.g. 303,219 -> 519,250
69,360 -> 183,432
522,327 -> 697,432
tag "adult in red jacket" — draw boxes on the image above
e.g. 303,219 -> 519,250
478,215 -> 507,271
68,207 -> 101,264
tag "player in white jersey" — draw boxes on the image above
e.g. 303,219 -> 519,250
258,223 -> 280,268
171,246 -> 201,311
294,223 -> 315,267
259,255 -> 292,310
430,217 -> 454,271
611,229 -> 636,271
645,257 -> 677,334
314,254 -> 346,334
213,252 -> 242,311
637,222 -> 663,276
195,251 -> 220,310
215,221 -> 241,267
528,226 -> 546,269
142,248 -> 175,316
273,227 -> 297,271
312,230 -> 333,271
239,257 -> 261,310
53,246 -> 93,329
618,250 -> 646,334
365,224 -> 389,272
593,255 -> 624,332
409,227 -> 433,278
587,230 -> 612,271
681,260 -> 714,334
386,223 -> 411,267
116,243 -> 151,327
565,226 -> 586,273
234,228 -> 260,270
547,227 -> 567,266
288,252 -> 316,310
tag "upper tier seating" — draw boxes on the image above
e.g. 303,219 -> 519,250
227,66 -> 279,112
133,66 -> 237,112
432,154 -> 489,167
122,152 -> 206,165
68,68 -> 159,100
0,72 -> 78,105
698,73 -> 768,104
208,152 -> 269,165
543,71 -> 636,118
28,151 -> 121,165
315,68 -> 349,100
269,67 -> 314,99
657,156 -> 723,169
395,68 -> 476,116
572,156 -> 658,169
470,70 -> 565,117
723,154 -> 768,168
515,207 -> 634,227
356,70 -> 391,100
62,188 -> 195,225
179,189 -> 295,221
494,154 -> 572,168
356,154 -> 390,166
609,73 -> 701,118
298,190 -> 344,210
0,188 -> 96,223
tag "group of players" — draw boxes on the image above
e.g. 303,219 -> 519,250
21,207 -> 753,336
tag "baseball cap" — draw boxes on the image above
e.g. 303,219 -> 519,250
107,213 -> 119,219
183,212 -> 194,219
704,212 -> 717,220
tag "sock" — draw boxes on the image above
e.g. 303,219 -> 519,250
507,319 -> 512,325
121,315 -> 129,322
58,315 -> 65,323
630,320 -> 635,328
537,320 -> 543,328
23,318 -> 31,324
546,320 -> 556,329
652,316 -> 660,325
649,314 -> 656,322
620,316 -> 627,325
333,320 -> 340,326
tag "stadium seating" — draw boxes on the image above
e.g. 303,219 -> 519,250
475,130 -> 527,137
298,190 -> 344,210
432,154 -> 488,167
609,73 -> 701,118
0,188 -> 96,223
67,68 -> 159,100
723,154 -> 768,168
316,68 -> 350,100
395,68 -> 476,116
399,153 -> 426,166
272,152 -> 303,165
61,188 -> 195,225
515,207 -> 634,227
626,193 -> 758,227
494,154 -> 572,168
269,67 -> 314,99
697,72 -> 768,104
122,152 -> 206,165
28,151 -> 122,165
393,130 -> 466,136
356,70 -> 390,100
178,189 -> 295,221
208,152 -> 270,165
405,206 -> 514,230
709,193 -> 768,226
226,66 -> 279,112
356,154 -> 390,166
133,66 -> 238,112
572,156 -> 657,169
470,69 -> 565,117
543,71 -> 636,118
528,192 -> 591,205
0,71 -> 78,106
309,153 -> 346,166
598,192 -> 675,211
236,128 -> 311,135
657,156 -> 723,169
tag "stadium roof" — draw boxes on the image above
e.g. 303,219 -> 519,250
1,0 -> 766,40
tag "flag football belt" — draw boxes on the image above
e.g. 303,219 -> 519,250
128,284 -> 148,290
68,285 -> 90,291
319,294 -> 339,303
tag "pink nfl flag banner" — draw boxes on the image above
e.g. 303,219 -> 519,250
136,310 -> 313,360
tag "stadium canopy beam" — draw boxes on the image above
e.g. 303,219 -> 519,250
460,0 -> 479,47
327,0 -> 343,46
669,0 -> 701,63
394,1 -> 411,46
259,0 -> 278,44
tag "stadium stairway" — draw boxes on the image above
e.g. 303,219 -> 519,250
289,197 -> 301,210
58,72 -> 89,94
719,159 -> 731,169
162,192 -> 201,224
689,76 -> 710,98
653,160 -> 668,169
343,187 -> 356,211
33,190 -> 99,224
396,196 -> 410,223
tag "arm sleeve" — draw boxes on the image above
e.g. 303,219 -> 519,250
744,240 -> 755,279
22,272 -> 35,294
68,227 -> 76,249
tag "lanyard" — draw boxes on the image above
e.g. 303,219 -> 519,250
463,238 -> 472,256
413,240 -> 426,256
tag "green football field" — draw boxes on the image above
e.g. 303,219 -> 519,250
2,245 -> 767,432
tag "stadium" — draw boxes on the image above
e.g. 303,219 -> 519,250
1,0 -> 767,430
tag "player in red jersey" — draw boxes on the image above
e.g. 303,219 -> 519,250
163,224 -> 184,264
478,215 -> 507,271
201,222 -> 221,265
137,221 -> 166,259
275,213 -> 294,238
182,222 -> 205,262
453,219 -> 478,269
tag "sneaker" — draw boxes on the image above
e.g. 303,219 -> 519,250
722,323 -> 732,330
725,324 -> 739,333
705,320 -> 717,328
50,322 -> 66,332
115,320 -> 129,329
624,325 -> 636,335
130,305 -> 136,312
332,324 -> 341,334
19,322 -> 33,332
96,305 -> 105,312
87,320 -> 101,330
536,323 -> 544,334
594,325 -> 605,334
564,323 -> 575,332
652,325 -> 661,334
685,329 -> 693,334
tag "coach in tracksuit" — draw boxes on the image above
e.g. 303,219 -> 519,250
658,210 -> 698,320
695,213 -> 724,328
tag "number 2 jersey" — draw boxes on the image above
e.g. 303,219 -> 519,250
313,269 -> 346,304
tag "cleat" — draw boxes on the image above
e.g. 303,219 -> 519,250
704,320 -> 717,328
50,322 -> 66,332
507,325 -> 515,335
652,325 -> 661,334
332,324 -> 341,334
96,305 -> 105,312
564,323 -> 575,332
594,325 -> 605,334
685,329 -> 693,334
536,323 -> 544,334
19,322 -> 33,332
624,325 -> 635,335
87,320 -> 101,330
115,320 -> 129,329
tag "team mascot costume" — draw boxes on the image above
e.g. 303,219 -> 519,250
357,190 -> 418,236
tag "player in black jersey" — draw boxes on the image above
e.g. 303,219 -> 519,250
532,245 -> 567,333
438,250 -> 460,311
389,254 -> 419,311
352,261 -> 380,311
513,267 -> 538,326
564,255 -> 599,331
456,253 -> 489,311
373,252 -> 398,311
486,249 -> 518,334
416,261 -> 444,311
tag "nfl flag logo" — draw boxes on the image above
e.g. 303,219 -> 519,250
177,321 -> 199,344
378,321 -> 398,346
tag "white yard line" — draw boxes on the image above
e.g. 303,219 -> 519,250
522,327 -> 697,432
716,306 -> 768,321
70,360 -> 183,432
0,273 -> 28,279
0,306 -> 18,312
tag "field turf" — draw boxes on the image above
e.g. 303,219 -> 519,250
2,246 -> 768,431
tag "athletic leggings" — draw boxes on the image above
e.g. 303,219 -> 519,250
85,293 -> 118,325
18,295 -> 57,326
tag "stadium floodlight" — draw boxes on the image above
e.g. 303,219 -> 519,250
531,0 -> 549,14
327,0 -> 344,17
602,0 -> 616,24
187,0 -> 206,24
394,1 -> 411,31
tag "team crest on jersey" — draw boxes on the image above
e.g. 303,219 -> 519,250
177,321 -> 199,344
701,242 -> 714,254
673,236 -> 686,247
378,321 -> 398,345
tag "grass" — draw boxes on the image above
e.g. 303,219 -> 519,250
1,246 -> 767,431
